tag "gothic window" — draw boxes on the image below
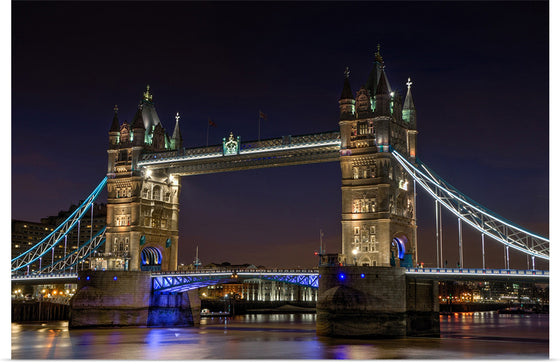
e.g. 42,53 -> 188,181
142,188 -> 150,199
370,226 -> 376,235
353,227 -> 360,235
353,167 -> 359,179
127,187 -> 131,197
353,200 -> 360,213
153,186 -> 161,201
362,167 -> 369,179
358,122 -> 369,135
165,192 -> 171,202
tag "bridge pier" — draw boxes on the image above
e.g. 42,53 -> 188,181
316,266 -> 439,338
69,270 -> 199,328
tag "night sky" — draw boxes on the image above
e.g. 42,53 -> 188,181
11,1 -> 550,270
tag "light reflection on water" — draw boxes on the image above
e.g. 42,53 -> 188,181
11,312 -> 548,359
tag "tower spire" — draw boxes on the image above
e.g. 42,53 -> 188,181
403,77 -> 417,127
109,104 -> 120,132
172,112 -> 183,150
339,66 -> 355,121
340,66 -> 354,100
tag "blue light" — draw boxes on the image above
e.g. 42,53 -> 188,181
86,276 -> 90,281
113,276 -> 117,281
339,273 -> 345,280
361,273 -> 365,278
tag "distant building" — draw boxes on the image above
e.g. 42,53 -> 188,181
12,203 -> 107,274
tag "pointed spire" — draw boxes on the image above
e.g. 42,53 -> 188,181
403,77 -> 416,110
375,70 -> 390,96
172,112 -> 183,149
340,66 -> 354,100
109,104 -> 120,132
131,103 -> 145,130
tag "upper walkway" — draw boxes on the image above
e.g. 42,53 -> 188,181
137,131 -> 341,175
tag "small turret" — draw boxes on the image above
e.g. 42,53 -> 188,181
109,105 -> 120,146
131,104 -> 146,146
339,67 -> 355,121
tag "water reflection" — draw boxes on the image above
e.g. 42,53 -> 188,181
11,313 -> 548,360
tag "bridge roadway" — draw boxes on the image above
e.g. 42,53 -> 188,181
11,268 -> 549,289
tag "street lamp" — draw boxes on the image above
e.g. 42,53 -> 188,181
352,248 -> 358,266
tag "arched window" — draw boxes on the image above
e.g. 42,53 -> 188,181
153,186 -> 161,201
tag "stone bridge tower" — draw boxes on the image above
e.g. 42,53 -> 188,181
338,48 -> 418,267
104,86 -> 182,271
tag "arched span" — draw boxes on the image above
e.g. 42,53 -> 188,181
392,237 -> 406,260
141,247 -> 162,271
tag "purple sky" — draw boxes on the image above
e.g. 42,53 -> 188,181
12,2 -> 549,270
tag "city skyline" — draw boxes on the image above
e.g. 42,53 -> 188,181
12,2 -> 549,269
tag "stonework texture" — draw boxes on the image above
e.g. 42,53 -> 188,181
69,270 -> 199,328
316,266 -> 439,338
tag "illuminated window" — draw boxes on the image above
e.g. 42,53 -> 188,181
353,167 -> 359,179
153,186 -> 161,201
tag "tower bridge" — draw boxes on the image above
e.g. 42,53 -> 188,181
12,49 -> 549,337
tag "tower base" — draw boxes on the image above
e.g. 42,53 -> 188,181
69,270 -> 200,328
316,266 -> 439,338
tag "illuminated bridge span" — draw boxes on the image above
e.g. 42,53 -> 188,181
10,267 -> 549,287
138,131 -> 341,175
391,148 -> 549,267
151,269 -> 319,293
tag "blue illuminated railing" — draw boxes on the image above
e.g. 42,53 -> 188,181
11,178 -> 108,273
151,269 -> 320,292
391,148 -> 549,261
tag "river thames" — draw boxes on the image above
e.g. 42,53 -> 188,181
11,312 -> 548,359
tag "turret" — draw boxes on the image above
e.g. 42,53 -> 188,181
339,67 -> 355,121
131,104 -> 146,147
109,105 -> 120,146
373,70 -> 391,117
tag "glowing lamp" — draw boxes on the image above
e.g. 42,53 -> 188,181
338,273 -> 345,280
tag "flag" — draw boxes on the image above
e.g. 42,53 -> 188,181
208,119 -> 216,127
259,110 -> 267,121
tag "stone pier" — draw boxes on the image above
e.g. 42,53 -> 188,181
316,266 -> 439,338
69,270 -> 200,328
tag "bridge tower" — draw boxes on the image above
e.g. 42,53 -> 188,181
105,86 -> 181,271
338,48 -> 418,267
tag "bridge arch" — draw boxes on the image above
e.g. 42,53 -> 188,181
141,247 -> 162,271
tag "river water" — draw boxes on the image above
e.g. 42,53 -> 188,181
11,312 -> 548,359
